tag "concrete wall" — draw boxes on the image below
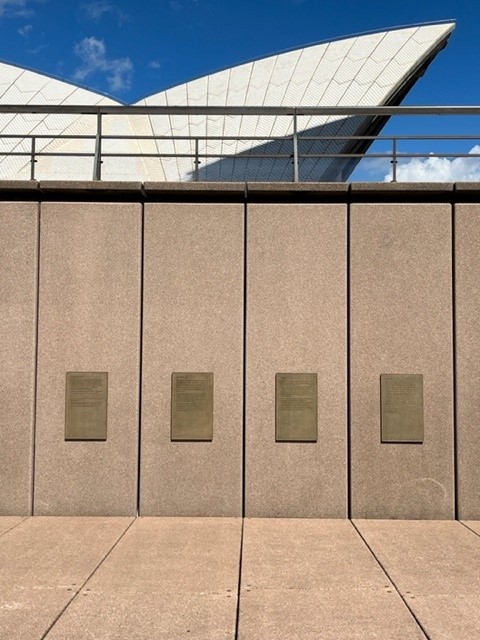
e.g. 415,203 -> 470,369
0,202 -> 38,515
246,204 -> 347,517
455,204 -> 480,519
140,203 -> 244,516
350,203 -> 454,519
1,182 -> 480,518
34,202 -> 141,515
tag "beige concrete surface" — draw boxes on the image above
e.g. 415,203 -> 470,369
0,517 -> 26,537
238,518 -> 424,639
246,204 -> 347,517
350,182 -> 454,193
350,204 -> 454,519
44,518 -> 241,640
462,521 -> 480,536
34,202 -> 141,515
455,205 -> 480,519
143,181 -> 245,192
140,204 -> 244,516
356,520 -> 480,640
0,203 -> 38,515
3,517 -> 480,640
0,517 -> 132,640
246,182 -> 349,192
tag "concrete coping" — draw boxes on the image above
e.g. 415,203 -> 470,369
246,182 -> 349,192
350,182 -> 455,192
454,182 -> 480,191
39,181 -> 144,192
1,180 -> 479,201
143,182 -> 246,193
0,180 -> 39,190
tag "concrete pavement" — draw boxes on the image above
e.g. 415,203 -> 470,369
0,517 -> 479,639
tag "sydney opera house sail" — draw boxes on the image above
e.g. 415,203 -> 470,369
0,21 -> 454,182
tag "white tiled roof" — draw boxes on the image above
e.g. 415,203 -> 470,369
0,21 -> 455,181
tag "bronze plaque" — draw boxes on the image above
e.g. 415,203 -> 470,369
276,373 -> 317,442
381,374 -> 423,443
171,373 -> 213,441
65,372 -> 108,441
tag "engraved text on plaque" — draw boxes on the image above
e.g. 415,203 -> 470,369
276,373 -> 317,442
65,372 -> 108,440
171,372 -> 213,441
381,374 -> 423,443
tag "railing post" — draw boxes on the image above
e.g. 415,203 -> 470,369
93,111 -> 103,181
292,109 -> 299,183
30,136 -> 36,180
194,137 -> 199,182
391,137 -> 397,182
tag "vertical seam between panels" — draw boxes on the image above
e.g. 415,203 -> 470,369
452,203 -> 459,520
136,202 -> 145,517
242,187 -> 248,518
31,200 -> 41,516
347,201 -> 352,519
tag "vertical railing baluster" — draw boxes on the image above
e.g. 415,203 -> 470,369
391,137 -> 397,182
30,136 -> 36,180
194,137 -> 199,181
293,109 -> 299,183
93,111 -> 103,180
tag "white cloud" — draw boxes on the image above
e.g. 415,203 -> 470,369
384,146 -> 480,182
82,1 -> 127,24
149,60 -> 161,70
18,22 -> 32,36
0,0 -> 32,16
74,36 -> 133,93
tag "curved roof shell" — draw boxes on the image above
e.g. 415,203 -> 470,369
0,21 -> 454,182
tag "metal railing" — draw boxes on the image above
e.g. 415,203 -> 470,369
0,105 -> 479,182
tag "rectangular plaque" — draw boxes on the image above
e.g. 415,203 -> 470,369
275,373 -> 317,442
65,372 -> 108,441
381,374 -> 423,443
171,372 -> 213,441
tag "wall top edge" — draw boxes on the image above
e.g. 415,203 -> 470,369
247,183 -> 349,193
1,181 -> 477,192
351,182 -> 455,192
143,182 -> 246,193
0,181 -> 478,203
39,181 -> 144,192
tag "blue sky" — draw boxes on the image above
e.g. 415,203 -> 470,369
0,0 -> 474,102
0,0 -> 479,180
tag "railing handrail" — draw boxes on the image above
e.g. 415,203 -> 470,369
1,105 -> 480,116
1,105 -> 480,182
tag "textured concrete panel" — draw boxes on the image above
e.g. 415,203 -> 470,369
246,204 -> 347,517
44,518 -> 241,640
0,517 -> 26,537
141,204 -> 243,516
0,517 -> 132,640
238,519 -> 424,639
356,520 -> 480,639
455,205 -> 480,519
0,203 -> 37,515
34,203 -> 141,515
351,204 -> 454,519
463,521 -> 480,536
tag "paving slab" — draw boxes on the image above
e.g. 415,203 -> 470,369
0,517 -> 26,537
355,520 -> 480,639
237,519 -> 424,640
0,517 -> 133,640
44,517 -> 242,640
463,521 -> 480,536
